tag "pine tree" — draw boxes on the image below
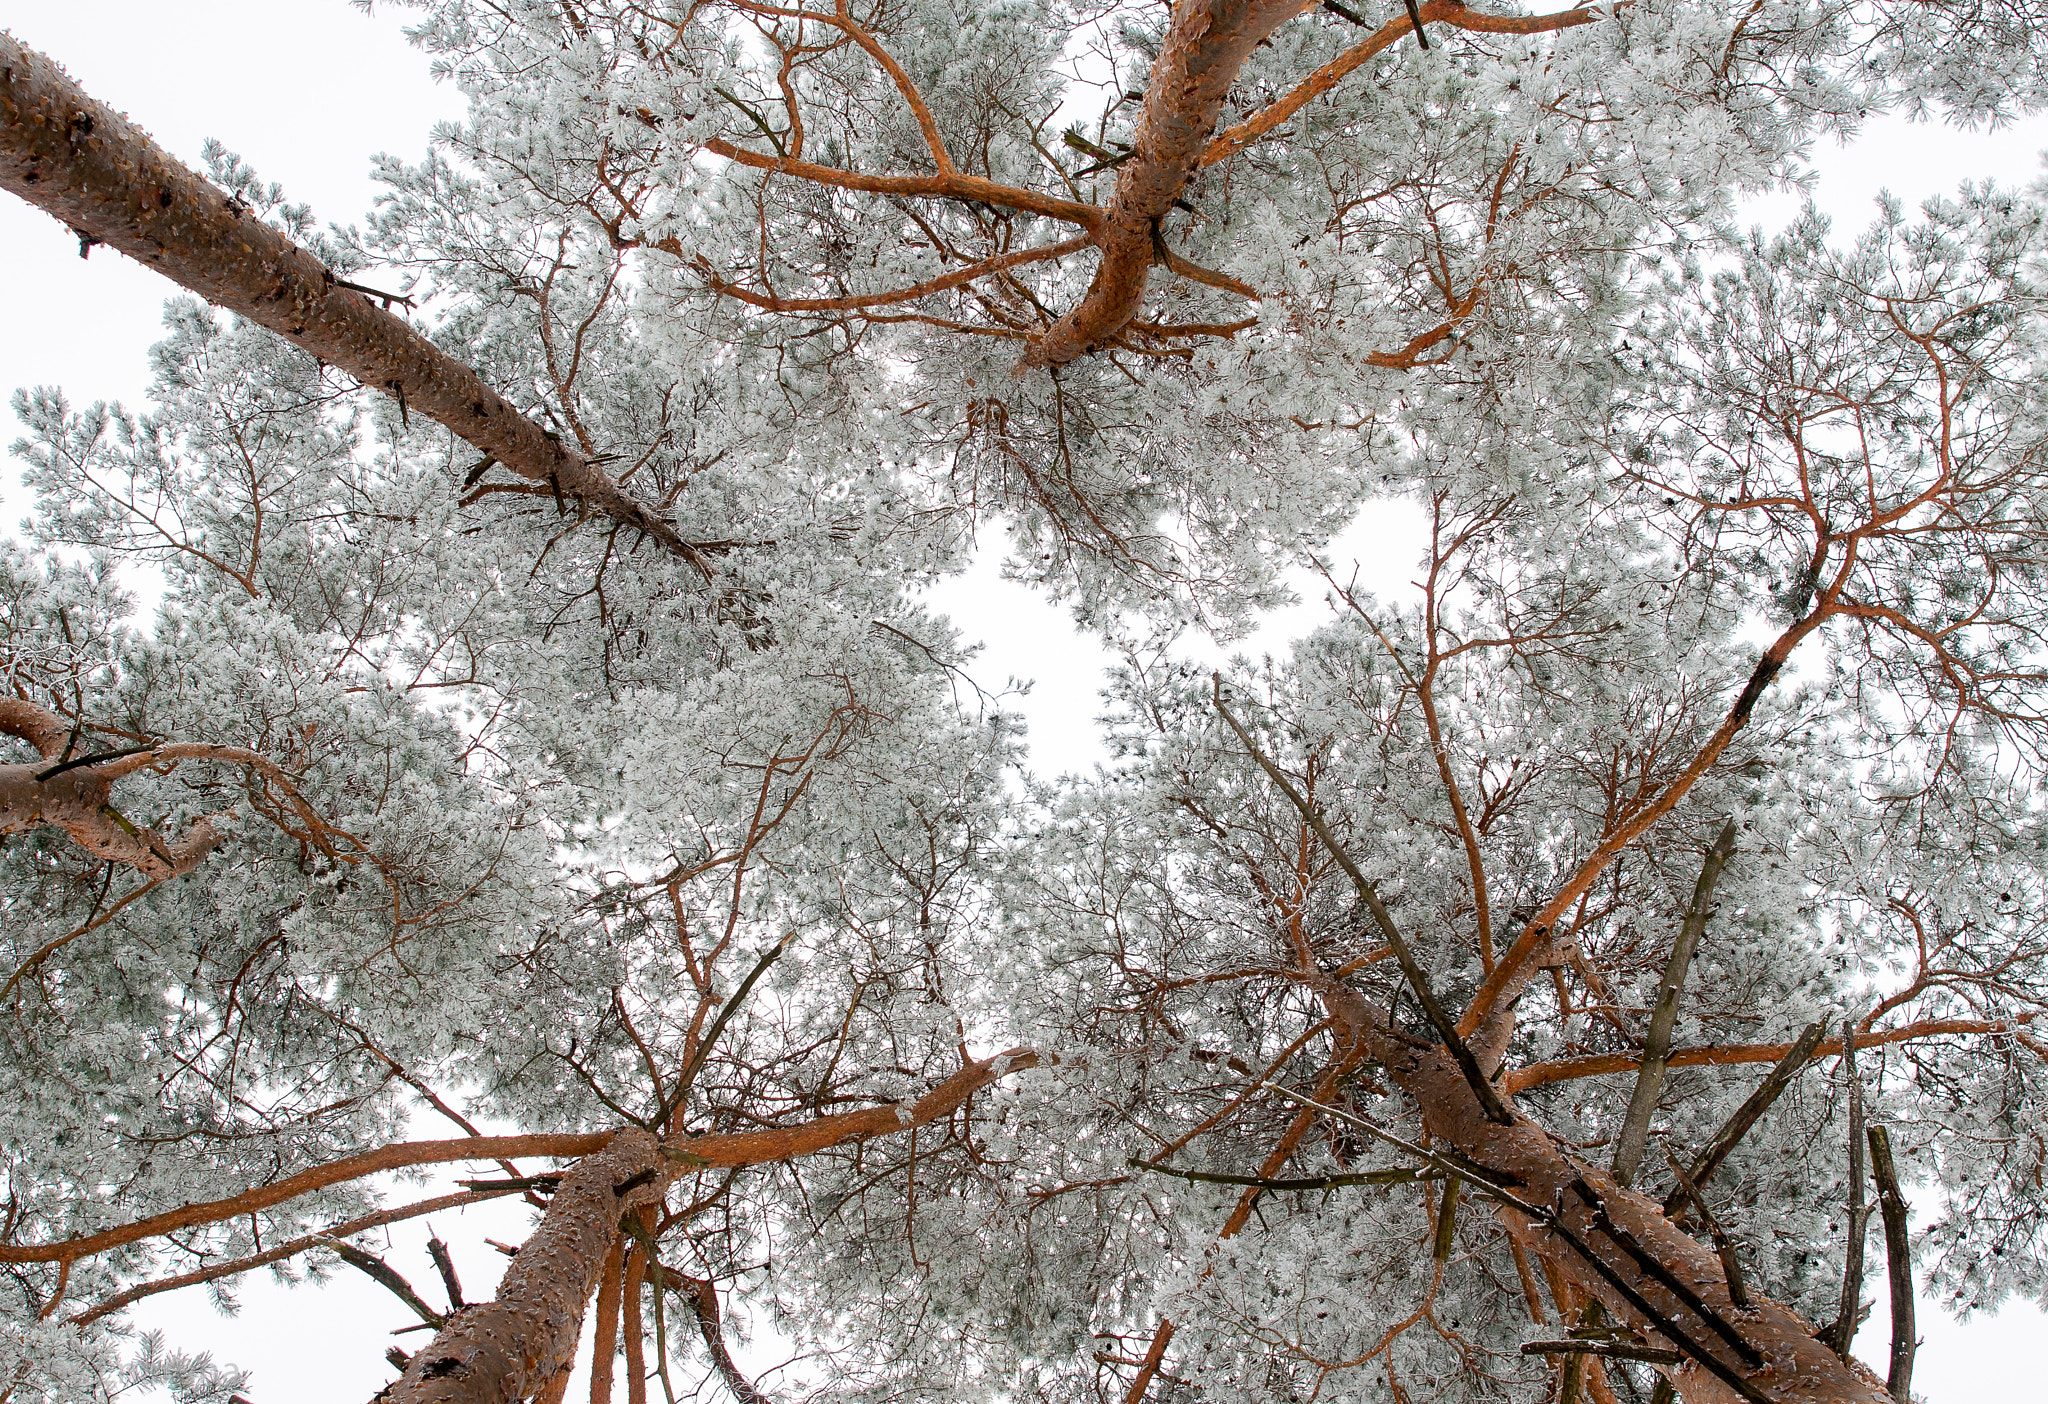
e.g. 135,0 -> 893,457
5,3 -> 2048,1401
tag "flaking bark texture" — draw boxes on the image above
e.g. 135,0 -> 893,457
0,34 -> 687,555
380,1053 -> 1032,1404
1314,985 -> 1889,1404
1397,1043 -> 1889,1403
1020,0 -> 1310,367
388,1130 -> 663,1404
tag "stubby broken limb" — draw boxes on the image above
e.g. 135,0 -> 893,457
0,35 -> 692,559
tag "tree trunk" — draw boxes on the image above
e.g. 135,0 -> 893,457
382,1050 -> 1033,1404
1309,979 -> 1889,1404
0,35 -> 689,558
1388,1040 -> 1892,1404
388,1130 -> 663,1404
1019,0 -> 1309,368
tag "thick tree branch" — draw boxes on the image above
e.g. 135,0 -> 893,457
0,757 -> 221,879
828,0 -> 953,174
1827,1019 -> 1868,1360
1019,0 -> 1311,368
0,35 -> 692,558
6,1048 -> 1039,1275
0,1133 -> 613,1265
1017,0 -> 1611,368
680,1272 -> 773,1404
68,1186 -> 528,1327
1277,1048 -> 1890,1404
0,698 -> 359,882
676,1046 -> 1037,1166
374,1050 -> 1035,1404
1507,1012 -> 2040,1092
588,1239 -> 626,1404
1461,602 -> 1836,1042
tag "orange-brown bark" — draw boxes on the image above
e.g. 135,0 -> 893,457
0,696 -> 362,883
1507,1012 -> 2045,1093
1394,1042 -> 1888,1403
0,36 -> 688,557
1308,975 -> 1889,1404
1020,0 -> 1610,369
7,1049 -> 1038,1272
1021,0 -> 1312,369
621,1234 -> 649,1404
678,1046 -> 1037,1166
703,138 -> 1099,228
69,1186 -> 530,1327
588,1241 -> 626,1404
681,1273 -> 772,1404
0,1132 -> 614,1265
1460,603 -> 1836,1047
390,1131 -> 664,1404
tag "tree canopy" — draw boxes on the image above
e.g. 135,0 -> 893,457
3,3 -> 2048,1402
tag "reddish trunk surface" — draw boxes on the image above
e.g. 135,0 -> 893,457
0,35 -> 686,556
1021,0 -> 1310,367
388,1131 -> 663,1404
1383,1039 -> 1890,1404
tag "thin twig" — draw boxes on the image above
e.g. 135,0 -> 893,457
656,932 -> 795,1129
1129,1156 -> 1437,1191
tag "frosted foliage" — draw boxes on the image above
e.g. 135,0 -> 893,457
4,2 -> 2048,1402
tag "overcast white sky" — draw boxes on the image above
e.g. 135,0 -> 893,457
3,3 -> 2046,1400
